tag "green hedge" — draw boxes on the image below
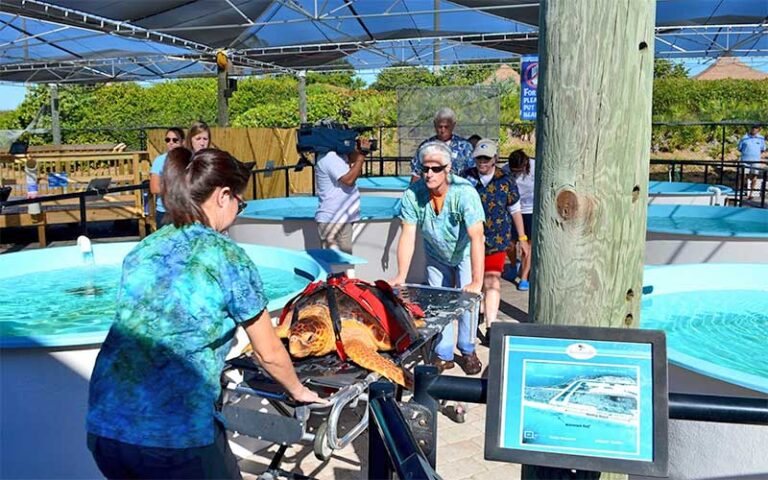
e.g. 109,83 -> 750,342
0,76 -> 764,155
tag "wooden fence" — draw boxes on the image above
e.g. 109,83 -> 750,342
146,127 -> 313,199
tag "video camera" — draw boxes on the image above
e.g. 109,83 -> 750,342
296,108 -> 378,157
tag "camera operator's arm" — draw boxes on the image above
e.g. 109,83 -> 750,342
338,139 -> 369,187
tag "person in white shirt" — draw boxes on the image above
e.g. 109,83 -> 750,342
314,141 -> 369,253
503,149 -> 535,291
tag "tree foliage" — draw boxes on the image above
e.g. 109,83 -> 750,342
1,66 -> 766,158
654,59 -> 689,79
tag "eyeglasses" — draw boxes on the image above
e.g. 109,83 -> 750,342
165,137 -> 180,143
421,165 -> 448,174
475,156 -> 494,163
234,194 -> 246,215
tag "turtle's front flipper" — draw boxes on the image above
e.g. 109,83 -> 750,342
344,339 -> 408,388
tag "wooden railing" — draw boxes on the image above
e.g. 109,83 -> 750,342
0,150 -> 152,246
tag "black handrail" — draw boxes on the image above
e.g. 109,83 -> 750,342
248,162 -> 315,198
1,183 -> 149,237
368,366 -> 768,479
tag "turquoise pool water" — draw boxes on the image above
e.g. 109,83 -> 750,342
0,264 -> 310,339
0,242 -> 326,348
642,290 -> 768,381
641,264 -> 768,394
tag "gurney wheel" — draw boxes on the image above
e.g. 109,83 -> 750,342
313,421 -> 333,461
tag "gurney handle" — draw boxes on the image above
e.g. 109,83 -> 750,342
326,372 -> 379,451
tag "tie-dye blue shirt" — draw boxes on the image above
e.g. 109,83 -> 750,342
87,223 -> 267,448
400,175 -> 485,266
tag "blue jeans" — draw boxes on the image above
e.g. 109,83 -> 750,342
426,255 -> 475,361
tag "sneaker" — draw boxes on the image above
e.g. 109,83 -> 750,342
455,352 -> 482,375
433,358 -> 455,374
517,279 -> 529,291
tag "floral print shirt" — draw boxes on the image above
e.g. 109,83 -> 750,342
87,223 -> 267,448
410,134 -> 475,177
464,167 -> 520,255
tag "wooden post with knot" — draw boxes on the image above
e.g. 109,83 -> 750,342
525,0 -> 655,479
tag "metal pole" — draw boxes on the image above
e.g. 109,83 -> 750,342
79,195 -> 87,235
369,381 -> 442,480
50,84 -> 61,145
413,366 -> 440,468
298,70 -> 308,123
217,52 -> 230,127
669,393 -> 768,425
719,124 -> 725,184
379,126 -> 384,176
433,0 -> 440,75
368,382 -> 395,479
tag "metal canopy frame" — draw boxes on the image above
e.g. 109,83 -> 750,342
0,0 -> 766,84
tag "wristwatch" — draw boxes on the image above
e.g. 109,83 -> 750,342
518,234 -> 528,241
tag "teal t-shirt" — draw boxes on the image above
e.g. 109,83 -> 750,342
86,223 -> 267,448
149,152 -> 167,212
400,175 -> 485,266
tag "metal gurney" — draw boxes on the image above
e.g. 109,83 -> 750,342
220,284 -> 481,477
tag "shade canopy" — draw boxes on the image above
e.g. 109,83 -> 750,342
0,0 -> 765,83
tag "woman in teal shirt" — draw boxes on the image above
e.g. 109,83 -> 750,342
87,148 -> 323,479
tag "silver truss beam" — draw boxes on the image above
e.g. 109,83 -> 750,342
239,31 -> 538,56
0,0 -> 295,73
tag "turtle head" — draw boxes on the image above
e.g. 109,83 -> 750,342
288,316 -> 332,357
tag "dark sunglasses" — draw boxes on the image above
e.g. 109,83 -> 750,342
165,137 -> 180,143
234,194 -> 246,215
421,165 -> 448,174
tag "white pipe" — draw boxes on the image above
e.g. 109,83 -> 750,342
707,186 -> 723,206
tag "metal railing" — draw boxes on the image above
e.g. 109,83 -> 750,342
359,156 -> 768,208
248,161 -> 315,199
0,182 -> 149,236
367,366 -> 768,479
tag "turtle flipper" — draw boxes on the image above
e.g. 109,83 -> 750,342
344,339 -> 408,388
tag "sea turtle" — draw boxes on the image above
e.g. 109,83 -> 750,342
275,297 -> 413,387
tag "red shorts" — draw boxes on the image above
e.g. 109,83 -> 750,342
484,251 -> 506,273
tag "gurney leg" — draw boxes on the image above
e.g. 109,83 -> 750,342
258,445 -> 314,480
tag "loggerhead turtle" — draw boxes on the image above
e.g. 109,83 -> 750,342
275,297 -> 414,387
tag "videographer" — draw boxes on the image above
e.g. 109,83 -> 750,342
314,137 -> 372,255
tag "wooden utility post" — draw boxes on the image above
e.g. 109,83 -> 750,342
50,84 -> 61,145
525,0 -> 655,477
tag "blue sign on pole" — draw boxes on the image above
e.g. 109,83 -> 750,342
48,172 -> 68,187
520,55 -> 539,121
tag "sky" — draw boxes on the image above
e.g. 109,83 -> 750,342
0,83 -> 29,111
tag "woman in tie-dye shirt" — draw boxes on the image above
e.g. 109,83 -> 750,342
86,148 -> 324,479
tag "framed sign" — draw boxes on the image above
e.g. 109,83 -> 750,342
484,323 -> 668,477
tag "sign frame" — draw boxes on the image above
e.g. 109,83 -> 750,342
484,323 -> 668,477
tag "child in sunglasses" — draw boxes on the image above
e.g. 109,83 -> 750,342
149,127 -> 185,228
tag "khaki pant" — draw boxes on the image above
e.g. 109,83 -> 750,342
317,222 -> 354,254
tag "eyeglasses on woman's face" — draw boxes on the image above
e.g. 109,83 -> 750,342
165,137 -> 180,144
421,164 -> 448,174
233,194 -> 246,215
